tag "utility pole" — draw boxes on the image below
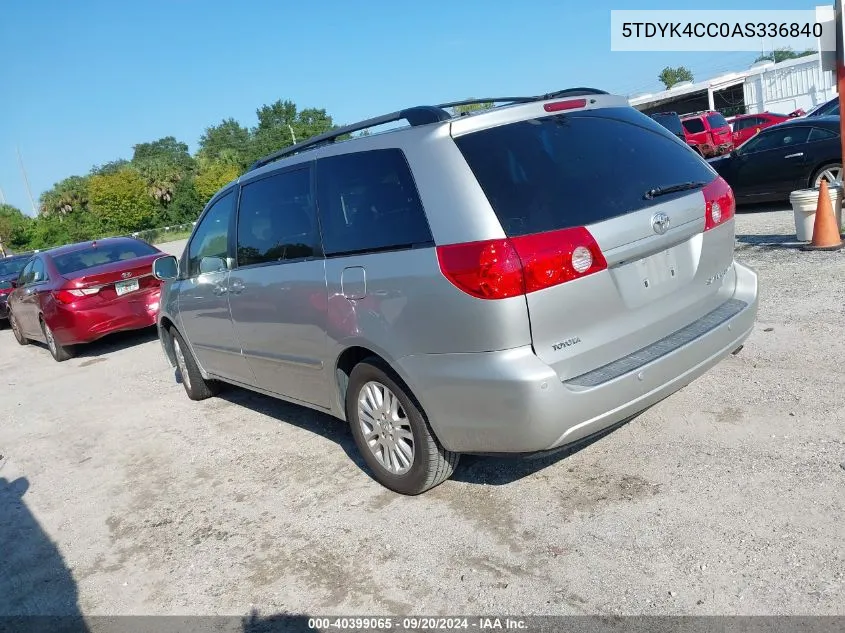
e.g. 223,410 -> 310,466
16,146 -> 37,215
288,124 -> 297,145
0,185 -> 6,205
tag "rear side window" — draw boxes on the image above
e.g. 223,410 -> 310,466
236,167 -> 318,266
315,149 -> 433,256
707,113 -> 729,128
52,241 -> 158,276
809,127 -> 838,141
453,107 -> 716,237
682,118 -> 705,133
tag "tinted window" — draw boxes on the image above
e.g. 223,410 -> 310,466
707,113 -> 729,129
236,168 -> 318,266
30,258 -> 47,283
453,107 -> 716,237
188,191 -> 234,276
18,260 -> 34,286
809,127 -> 838,141
739,126 -> 812,154
316,149 -> 432,256
0,257 -> 30,277
650,114 -> 683,136
52,241 -> 158,276
682,118 -> 705,133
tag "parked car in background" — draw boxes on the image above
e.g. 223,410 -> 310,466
804,96 -> 839,118
6,237 -> 165,361
152,88 -> 758,495
649,112 -> 687,142
0,252 -> 34,326
727,112 -> 792,147
681,110 -> 734,157
708,115 -> 841,204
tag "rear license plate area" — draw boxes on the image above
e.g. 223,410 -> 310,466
115,279 -> 140,297
611,245 -> 692,309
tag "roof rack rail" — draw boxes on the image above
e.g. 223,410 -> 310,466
247,105 -> 451,172
247,87 -> 611,172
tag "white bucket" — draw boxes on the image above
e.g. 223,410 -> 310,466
789,186 -> 843,242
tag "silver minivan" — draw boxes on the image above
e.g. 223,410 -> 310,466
152,89 -> 759,495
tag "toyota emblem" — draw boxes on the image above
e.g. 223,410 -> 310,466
121,272 -> 132,279
651,212 -> 671,235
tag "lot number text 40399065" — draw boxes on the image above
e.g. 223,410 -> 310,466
307,617 -> 528,630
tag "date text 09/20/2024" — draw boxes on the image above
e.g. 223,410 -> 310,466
306,617 -> 528,630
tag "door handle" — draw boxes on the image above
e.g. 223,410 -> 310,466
784,152 -> 804,159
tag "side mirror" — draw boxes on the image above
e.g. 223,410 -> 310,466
153,255 -> 179,281
199,256 -> 226,275
9,280 -> 18,289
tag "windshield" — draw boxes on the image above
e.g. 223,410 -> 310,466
52,241 -> 159,276
0,257 -> 30,277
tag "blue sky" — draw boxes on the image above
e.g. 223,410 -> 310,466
0,0 -> 825,215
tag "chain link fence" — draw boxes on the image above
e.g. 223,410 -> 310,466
126,221 -> 197,245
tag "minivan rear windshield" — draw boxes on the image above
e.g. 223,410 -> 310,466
453,107 -> 716,237
52,241 -> 158,276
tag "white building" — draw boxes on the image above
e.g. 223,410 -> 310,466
628,53 -> 836,116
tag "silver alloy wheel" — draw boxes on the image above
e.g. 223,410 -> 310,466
173,338 -> 192,391
815,165 -> 842,187
357,380 -> 415,475
43,323 -> 57,355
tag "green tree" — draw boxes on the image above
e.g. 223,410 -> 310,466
451,101 -> 494,116
39,176 -> 89,217
248,99 -> 335,163
198,118 -> 252,168
88,168 -> 157,232
131,136 -> 196,206
754,47 -> 815,64
90,159 -> 129,176
166,176 -> 203,224
658,66 -> 694,90
0,204 -> 33,252
194,162 -> 240,204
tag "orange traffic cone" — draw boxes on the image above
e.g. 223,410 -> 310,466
802,179 -> 843,251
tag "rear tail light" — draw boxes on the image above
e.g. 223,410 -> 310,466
437,226 -> 607,300
53,288 -> 100,304
703,176 -> 735,231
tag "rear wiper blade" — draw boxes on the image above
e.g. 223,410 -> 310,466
643,181 -> 708,200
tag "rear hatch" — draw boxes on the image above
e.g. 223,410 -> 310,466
451,104 -> 738,382
52,241 -> 162,306
706,112 -> 733,148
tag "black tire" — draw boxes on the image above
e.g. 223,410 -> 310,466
9,310 -> 29,346
41,319 -> 74,362
169,326 -> 220,401
346,358 -> 459,495
810,162 -> 842,189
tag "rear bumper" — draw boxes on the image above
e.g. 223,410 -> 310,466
396,261 -> 758,454
48,289 -> 162,345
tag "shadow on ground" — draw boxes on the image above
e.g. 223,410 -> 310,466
0,476 -> 89,633
218,387 -> 631,488
735,233 -> 808,250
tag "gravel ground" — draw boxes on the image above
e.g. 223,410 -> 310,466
0,209 -> 843,619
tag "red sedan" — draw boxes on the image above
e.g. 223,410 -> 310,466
727,112 -> 792,147
6,237 -> 165,361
